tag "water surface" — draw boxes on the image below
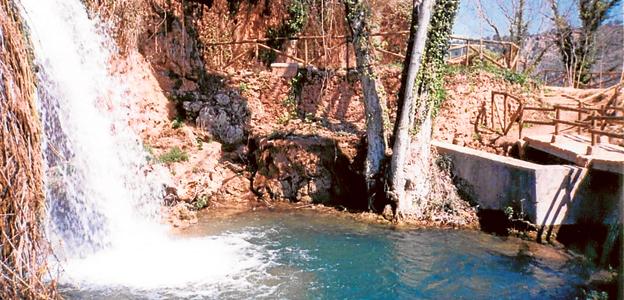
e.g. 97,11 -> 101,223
61,210 -> 590,299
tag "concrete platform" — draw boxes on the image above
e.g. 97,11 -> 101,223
270,63 -> 301,78
433,141 -> 622,226
522,134 -> 624,174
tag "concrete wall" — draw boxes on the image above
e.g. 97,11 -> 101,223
432,141 -> 621,226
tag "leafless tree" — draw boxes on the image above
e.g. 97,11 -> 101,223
549,0 -> 622,86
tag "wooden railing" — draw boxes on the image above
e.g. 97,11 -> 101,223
487,91 -> 624,150
447,36 -> 520,71
537,69 -> 622,88
204,32 -> 520,71
489,91 -> 524,135
205,31 -> 410,70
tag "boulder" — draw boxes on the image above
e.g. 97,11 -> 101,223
195,90 -> 249,145
251,135 -> 363,204
182,100 -> 203,114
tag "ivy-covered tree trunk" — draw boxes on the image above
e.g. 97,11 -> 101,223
388,0 -> 434,218
391,0 -> 460,218
345,0 -> 388,211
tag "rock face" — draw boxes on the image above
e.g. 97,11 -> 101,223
167,202 -> 198,228
137,4 -> 251,147
250,134 -> 365,206
177,89 -> 250,145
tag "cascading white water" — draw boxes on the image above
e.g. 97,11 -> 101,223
17,0 -> 272,294
19,0 -> 164,259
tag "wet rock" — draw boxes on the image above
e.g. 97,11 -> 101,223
251,135 -> 363,205
382,204 -> 394,221
587,270 -> 617,286
163,186 -> 179,206
222,175 -> 250,197
168,202 -> 198,228
307,177 -> 331,203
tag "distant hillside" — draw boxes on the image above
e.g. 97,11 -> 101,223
523,23 -> 623,85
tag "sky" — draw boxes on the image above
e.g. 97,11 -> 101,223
452,0 -> 624,38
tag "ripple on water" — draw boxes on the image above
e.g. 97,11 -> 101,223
61,210 -> 590,299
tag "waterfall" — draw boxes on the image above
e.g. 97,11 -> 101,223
18,0 -> 164,258
17,0 -> 269,293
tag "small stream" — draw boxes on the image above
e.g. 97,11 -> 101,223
61,210 -> 591,299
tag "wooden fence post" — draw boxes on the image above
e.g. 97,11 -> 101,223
345,36 -> 350,70
508,43 -> 513,68
600,105 -> 606,130
591,110 -> 597,146
518,106 -> 524,139
503,93 -> 508,129
554,106 -> 560,135
551,105 -> 560,143
577,102 -> 582,134
490,92 -> 495,129
304,39 -> 308,66
255,35 -> 259,60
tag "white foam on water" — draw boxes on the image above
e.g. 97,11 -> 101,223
61,233 -> 270,290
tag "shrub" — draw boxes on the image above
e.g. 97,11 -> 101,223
239,82 -> 249,93
194,194 -> 209,210
158,146 -> 189,163
171,116 -> 184,129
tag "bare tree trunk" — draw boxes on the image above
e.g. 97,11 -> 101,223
510,0 -> 528,47
392,0 -> 420,148
345,0 -> 387,211
388,0 -> 435,218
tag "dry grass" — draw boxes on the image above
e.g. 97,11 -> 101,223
82,0 -> 161,54
0,0 -> 58,298
406,149 -> 479,228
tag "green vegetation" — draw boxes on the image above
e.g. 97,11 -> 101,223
279,70 -> 305,123
413,0 -> 461,119
261,0 -> 308,64
196,137 -> 204,150
442,60 -> 537,88
239,82 -> 249,93
501,68 -> 529,86
194,194 -> 209,210
504,206 -> 514,219
582,289 -> 609,300
143,144 -> 155,161
171,116 -> 184,129
158,146 -> 189,163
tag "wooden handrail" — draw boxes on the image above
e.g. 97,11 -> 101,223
553,105 -> 591,114
588,115 -> 624,121
205,33 -> 515,47
554,104 -> 624,113
553,118 -> 590,128
524,106 -> 554,112
490,90 -> 624,145
257,43 -> 305,64
523,119 -> 555,125
204,31 -> 520,71
588,129 -> 624,139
